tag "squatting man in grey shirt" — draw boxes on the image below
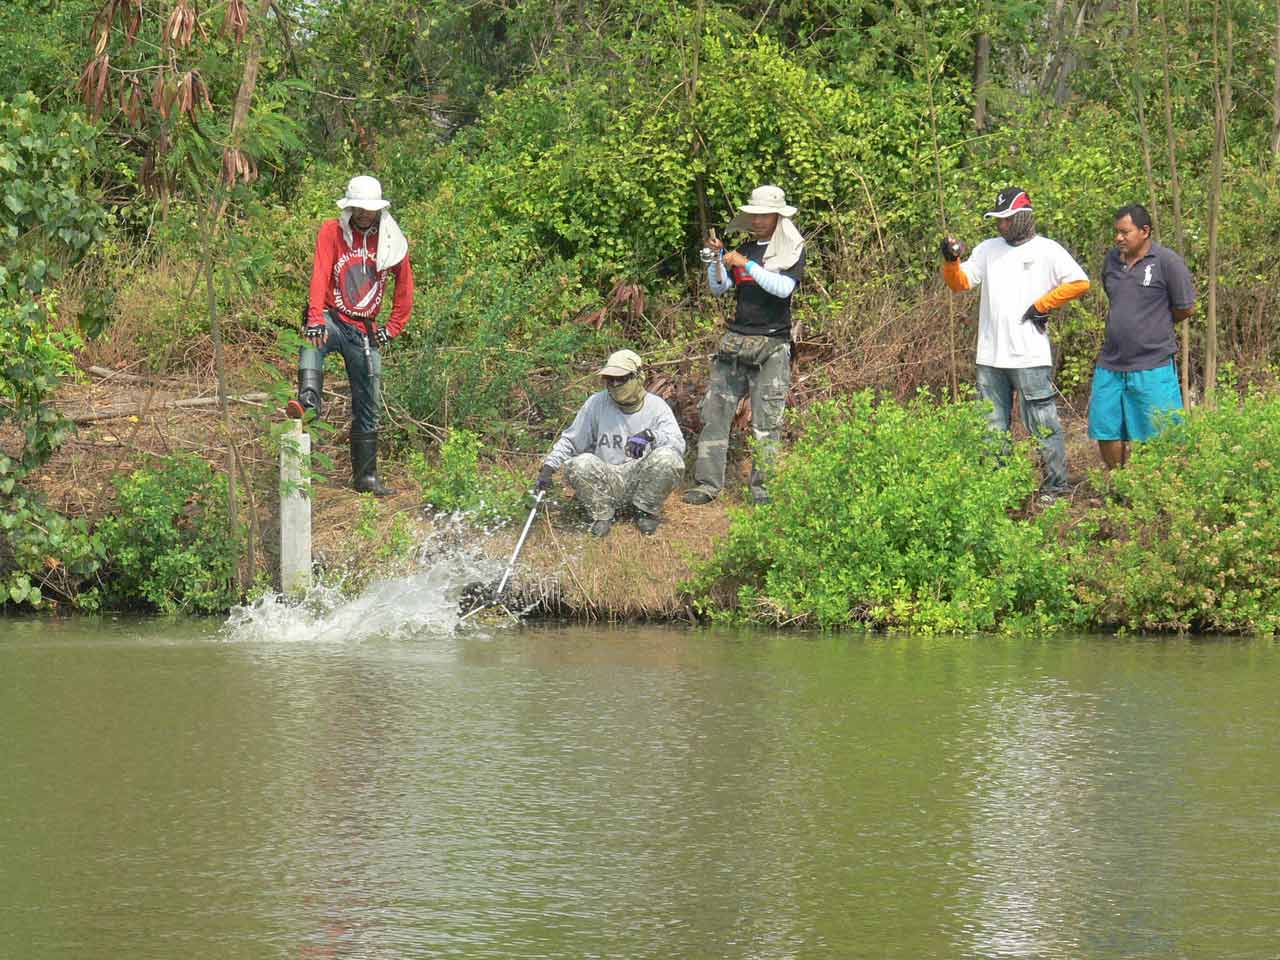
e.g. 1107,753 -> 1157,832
534,350 -> 686,537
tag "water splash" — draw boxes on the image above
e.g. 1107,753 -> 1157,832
223,515 -> 507,644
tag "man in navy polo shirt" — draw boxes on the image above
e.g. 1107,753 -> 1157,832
1088,204 -> 1197,468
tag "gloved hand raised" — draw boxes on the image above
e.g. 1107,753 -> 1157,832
625,429 -> 656,460
534,464 -> 555,492
1021,303 -> 1050,335
940,236 -> 966,262
374,326 -> 391,348
304,323 -> 327,347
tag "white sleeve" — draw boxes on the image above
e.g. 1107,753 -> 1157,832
1051,241 -> 1089,284
707,259 -> 732,295
744,261 -> 797,299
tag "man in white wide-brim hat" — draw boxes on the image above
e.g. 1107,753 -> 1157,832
286,175 -> 414,497
685,184 -> 805,506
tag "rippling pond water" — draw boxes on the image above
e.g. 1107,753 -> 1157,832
2,615 -> 1277,959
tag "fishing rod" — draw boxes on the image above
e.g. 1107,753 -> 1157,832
459,488 -> 546,623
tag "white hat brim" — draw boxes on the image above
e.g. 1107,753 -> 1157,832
337,198 -> 391,211
739,203 -> 797,217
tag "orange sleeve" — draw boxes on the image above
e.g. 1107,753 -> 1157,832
1034,279 -> 1090,312
942,260 -> 971,292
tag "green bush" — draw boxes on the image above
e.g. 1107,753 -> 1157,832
1071,392 -> 1280,634
0,94 -> 107,609
691,391 -> 1080,632
95,455 -> 242,614
408,429 -> 530,525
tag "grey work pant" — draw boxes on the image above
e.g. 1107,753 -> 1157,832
563,448 -> 684,521
975,363 -> 1069,493
690,343 -> 791,501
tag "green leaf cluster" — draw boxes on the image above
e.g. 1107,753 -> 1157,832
692,391 -> 1080,632
408,429 -> 530,526
0,94 -> 107,609
1072,393 -> 1280,634
95,455 -> 243,615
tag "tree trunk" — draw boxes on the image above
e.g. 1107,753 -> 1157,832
1159,0 -> 1190,401
688,0 -> 709,241
1129,0 -> 1160,234
200,200 -> 243,591
1272,0 -> 1280,154
974,29 -> 990,132
920,21 -> 958,399
1205,0 -> 1228,401
221,0 -> 274,196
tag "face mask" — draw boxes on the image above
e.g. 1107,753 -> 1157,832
607,376 -> 645,412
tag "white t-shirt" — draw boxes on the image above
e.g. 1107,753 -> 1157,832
959,235 -> 1088,368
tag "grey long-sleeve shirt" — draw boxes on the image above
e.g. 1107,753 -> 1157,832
543,391 -> 685,470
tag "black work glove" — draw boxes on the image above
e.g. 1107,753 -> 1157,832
940,236 -> 966,262
534,464 -> 555,492
1021,304 -> 1050,335
374,326 -> 391,348
304,323 -> 327,347
625,429 -> 656,460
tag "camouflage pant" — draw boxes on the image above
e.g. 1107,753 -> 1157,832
690,340 -> 791,501
563,448 -> 684,521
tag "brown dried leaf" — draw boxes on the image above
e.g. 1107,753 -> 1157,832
93,55 -> 111,119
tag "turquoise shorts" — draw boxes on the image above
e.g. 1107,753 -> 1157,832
1087,360 -> 1183,442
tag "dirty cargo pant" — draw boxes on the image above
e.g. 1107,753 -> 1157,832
976,364 -> 1069,494
563,448 -> 685,521
690,343 -> 791,502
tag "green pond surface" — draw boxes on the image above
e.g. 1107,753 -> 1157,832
1,617 -> 1277,959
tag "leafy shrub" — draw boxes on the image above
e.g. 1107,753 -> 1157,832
1071,392 -> 1280,634
95,455 -> 242,614
691,391 -> 1080,631
0,94 -> 107,609
408,429 -> 530,525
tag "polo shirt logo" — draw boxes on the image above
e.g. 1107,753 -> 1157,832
1143,264 -> 1153,287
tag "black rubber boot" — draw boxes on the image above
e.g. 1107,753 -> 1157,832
635,510 -> 660,535
286,367 -> 324,419
351,430 -> 393,497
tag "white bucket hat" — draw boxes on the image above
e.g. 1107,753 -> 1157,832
736,184 -> 797,217
337,175 -> 391,211
725,185 -> 804,271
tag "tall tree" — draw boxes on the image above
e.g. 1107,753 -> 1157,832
1272,0 -> 1280,153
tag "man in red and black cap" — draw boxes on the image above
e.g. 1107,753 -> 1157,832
940,187 -> 1090,502
286,174 -> 414,497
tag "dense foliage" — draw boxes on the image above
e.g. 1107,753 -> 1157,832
691,392 -> 1080,632
1072,392 -> 1280,633
0,94 -> 107,608
408,429 -> 529,524
95,455 -> 243,614
692,392 -> 1280,635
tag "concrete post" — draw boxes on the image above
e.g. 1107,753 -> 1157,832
279,420 -> 312,596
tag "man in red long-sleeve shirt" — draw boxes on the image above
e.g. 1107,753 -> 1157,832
286,175 -> 414,496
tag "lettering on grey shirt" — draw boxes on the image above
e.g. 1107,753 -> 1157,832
543,391 -> 686,470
